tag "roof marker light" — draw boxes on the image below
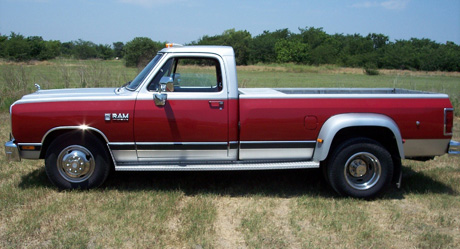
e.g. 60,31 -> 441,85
165,43 -> 184,48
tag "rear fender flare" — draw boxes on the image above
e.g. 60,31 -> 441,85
313,113 -> 404,162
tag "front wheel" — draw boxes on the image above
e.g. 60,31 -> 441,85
45,133 -> 111,189
326,138 -> 394,199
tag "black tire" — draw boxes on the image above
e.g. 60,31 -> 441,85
321,161 -> 330,185
45,133 -> 111,190
326,138 -> 393,199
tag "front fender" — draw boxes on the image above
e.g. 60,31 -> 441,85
312,113 -> 404,161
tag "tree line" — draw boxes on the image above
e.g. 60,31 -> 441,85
193,28 -> 460,72
1,27 -> 459,72
0,32 -> 124,61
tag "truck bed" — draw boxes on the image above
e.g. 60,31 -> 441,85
237,87 -> 452,159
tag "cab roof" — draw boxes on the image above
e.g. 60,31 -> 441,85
159,45 -> 235,57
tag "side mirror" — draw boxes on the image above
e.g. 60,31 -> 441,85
166,82 -> 174,92
154,91 -> 167,106
159,77 -> 175,92
154,81 -> 174,106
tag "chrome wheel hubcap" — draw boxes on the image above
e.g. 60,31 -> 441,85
57,145 -> 95,183
344,152 -> 381,190
349,158 -> 367,177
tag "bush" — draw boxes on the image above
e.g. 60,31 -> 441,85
364,67 -> 379,75
364,63 -> 380,75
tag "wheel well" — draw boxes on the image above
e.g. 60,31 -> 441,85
326,126 -> 402,183
329,126 -> 399,158
39,129 -> 109,159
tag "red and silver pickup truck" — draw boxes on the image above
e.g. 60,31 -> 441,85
4,45 -> 459,198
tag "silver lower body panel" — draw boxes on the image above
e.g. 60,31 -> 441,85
403,139 -> 450,157
239,141 -> 316,160
137,150 -> 230,161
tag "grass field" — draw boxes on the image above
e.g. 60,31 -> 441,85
1,59 -> 460,248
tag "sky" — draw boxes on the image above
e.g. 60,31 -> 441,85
0,0 -> 459,46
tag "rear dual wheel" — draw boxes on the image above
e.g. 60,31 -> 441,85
45,133 -> 111,189
326,138 -> 394,199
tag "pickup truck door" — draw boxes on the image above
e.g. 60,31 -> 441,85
133,55 -> 232,162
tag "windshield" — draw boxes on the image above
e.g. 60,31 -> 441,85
125,53 -> 163,90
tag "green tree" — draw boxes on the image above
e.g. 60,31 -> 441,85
0,34 -> 8,58
249,29 -> 290,64
275,39 -> 310,63
4,32 -> 31,61
382,40 -> 416,70
60,41 -> 74,57
39,40 -> 61,60
339,34 -> 374,67
367,33 -> 389,68
438,42 -> 460,71
310,37 -> 341,65
411,38 -> 440,71
96,44 -> 114,60
73,39 -> 98,59
299,27 -> 328,49
194,29 -> 252,65
27,36 -> 45,59
25,36 -> 61,60
222,29 -> 252,65
368,33 -> 389,50
113,41 -> 124,58
124,37 -> 163,67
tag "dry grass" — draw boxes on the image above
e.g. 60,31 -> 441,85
1,117 -> 459,248
1,60 -> 460,248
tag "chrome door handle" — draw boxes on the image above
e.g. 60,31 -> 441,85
209,101 -> 224,110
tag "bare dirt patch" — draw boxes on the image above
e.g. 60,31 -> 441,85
214,197 -> 246,248
272,198 -> 300,248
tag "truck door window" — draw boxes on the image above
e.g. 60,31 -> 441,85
148,57 -> 222,92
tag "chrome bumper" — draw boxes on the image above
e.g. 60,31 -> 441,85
4,139 -> 21,162
449,140 -> 460,155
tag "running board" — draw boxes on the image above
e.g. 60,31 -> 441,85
115,161 -> 320,171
